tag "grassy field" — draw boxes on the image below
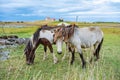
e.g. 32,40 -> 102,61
0,22 -> 120,80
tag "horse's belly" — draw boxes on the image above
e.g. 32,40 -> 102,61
81,38 -> 96,47
81,43 -> 90,48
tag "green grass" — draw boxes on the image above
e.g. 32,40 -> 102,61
0,24 -> 120,80
0,27 -> 38,37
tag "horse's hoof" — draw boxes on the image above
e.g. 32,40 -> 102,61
26,61 -> 33,65
82,65 -> 86,69
54,61 -> 58,64
94,58 -> 99,61
62,57 -> 65,61
82,62 -> 86,68
54,59 -> 58,64
27,63 -> 32,65
70,61 -> 74,65
43,58 -> 46,61
89,58 -> 93,64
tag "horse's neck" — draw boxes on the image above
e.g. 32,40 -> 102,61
72,27 -> 79,36
68,28 -> 79,42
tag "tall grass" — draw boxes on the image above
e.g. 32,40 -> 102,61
1,39 -> 120,80
0,24 -> 120,80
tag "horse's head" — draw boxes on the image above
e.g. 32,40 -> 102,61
24,49 -> 31,64
53,27 -> 64,54
53,24 -> 77,54
54,28 -> 63,42
24,40 -> 33,65
54,24 -> 76,42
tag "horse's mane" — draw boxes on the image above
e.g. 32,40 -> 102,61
41,25 -> 62,30
33,28 -> 42,45
24,39 -> 33,54
33,25 -> 63,45
61,24 -> 76,41
41,25 -> 53,30
66,24 -> 79,28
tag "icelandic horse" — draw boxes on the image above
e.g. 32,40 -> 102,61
53,24 -> 104,68
24,25 -> 61,65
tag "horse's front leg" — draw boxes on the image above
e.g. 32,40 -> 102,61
70,47 -> 75,65
48,44 -> 58,64
43,46 -> 47,61
62,42 -> 69,61
77,47 -> 86,68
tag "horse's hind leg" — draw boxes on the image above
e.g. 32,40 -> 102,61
89,43 -> 99,62
89,46 -> 96,63
94,39 -> 103,61
94,43 -> 99,61
48,44 -> 58,64
43,45 -> 47,60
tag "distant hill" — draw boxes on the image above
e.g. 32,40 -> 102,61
0,20 -> 120,28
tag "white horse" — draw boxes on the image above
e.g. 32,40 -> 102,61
57,22 -> 71,60
54,24 -> 104,68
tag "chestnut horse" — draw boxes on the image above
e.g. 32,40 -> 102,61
54,24 -> 104,68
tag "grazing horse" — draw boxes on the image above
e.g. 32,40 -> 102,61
54,24 -> 104,68
24,25 -> 61,65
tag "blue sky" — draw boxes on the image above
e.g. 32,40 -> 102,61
0,0 -> 120,22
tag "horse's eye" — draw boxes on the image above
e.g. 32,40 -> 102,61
51,31 -> 53,33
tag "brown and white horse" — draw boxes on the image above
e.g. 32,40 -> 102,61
54,24 -> 104,68
24,25 -> 62,65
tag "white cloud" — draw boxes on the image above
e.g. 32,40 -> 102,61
0,0 -> 120,21
110,0 -> 120,2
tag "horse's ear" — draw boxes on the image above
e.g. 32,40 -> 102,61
72,24 -> 76,27
54,29 -> 56,32
41,25 -> 43,28
72,23 -> 79,27
42,24 -> 48,27
58,27 -> 62,31
45,24 -> 48,26
67,25 -> 72,27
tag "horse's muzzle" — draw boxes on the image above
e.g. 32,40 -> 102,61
57,51 -> 62,54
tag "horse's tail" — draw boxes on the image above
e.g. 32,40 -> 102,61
95,38 -> 104,59
24,40 -> 33,54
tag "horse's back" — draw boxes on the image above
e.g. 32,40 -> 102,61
78,27 -> 103,38
39,30 -> 54,44
74,27 -> 103,47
